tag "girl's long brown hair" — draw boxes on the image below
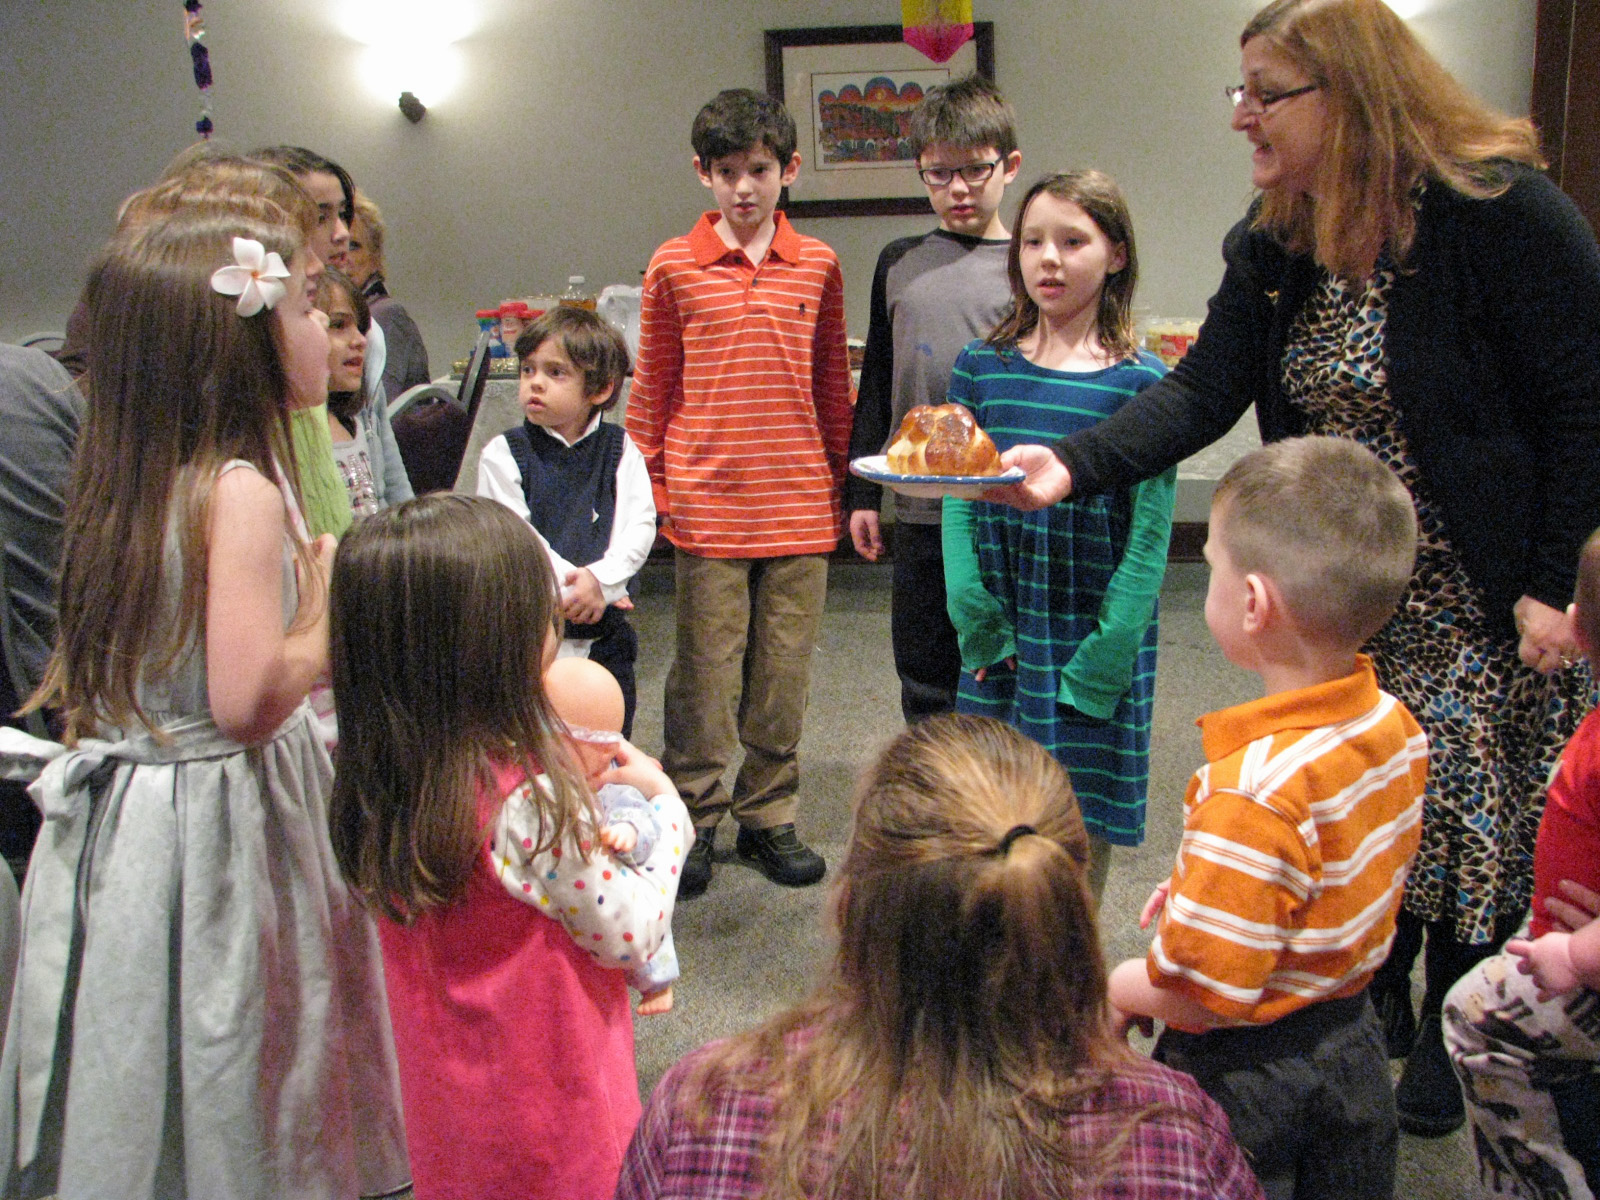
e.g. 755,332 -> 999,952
34,208 -> 307,742
987,170 -> 1140,361
314,266 -> 371,426
1243,0 -> 1543,278
687,713 -> 1159,1199
327,495 -> 595,922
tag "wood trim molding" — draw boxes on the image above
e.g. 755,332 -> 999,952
1533,0 -> 1600,231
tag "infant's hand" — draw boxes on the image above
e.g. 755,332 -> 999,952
600,738 -> 674,800
1507,933 -> 1581,1000
1140,881 -> 1171,930
637,985 -> 674,1016
560,567 -> 607,625
600,821 -> 639,856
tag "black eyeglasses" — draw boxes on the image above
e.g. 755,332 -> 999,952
917,160 -> 1001,187
1224,82 -> 1319,115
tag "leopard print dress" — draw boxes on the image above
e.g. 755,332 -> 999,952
1282,266 -> 1596,944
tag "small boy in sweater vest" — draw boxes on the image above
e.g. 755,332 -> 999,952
1109,436 -> 1427,1200
478,307 -> 656,736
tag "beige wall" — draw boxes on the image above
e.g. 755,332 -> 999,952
0,0 -> 1535,369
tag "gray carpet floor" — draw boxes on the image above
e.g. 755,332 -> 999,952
626,559 -> 1478,1197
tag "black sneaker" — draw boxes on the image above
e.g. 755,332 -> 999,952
1396,1014 -> 1466,1137
679,827 -> 715,899
735,823 -> 826,887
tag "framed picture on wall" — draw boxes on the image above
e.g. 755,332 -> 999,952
764,22 -> 996,218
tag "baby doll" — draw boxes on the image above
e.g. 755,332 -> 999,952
546,656 -> 689,1015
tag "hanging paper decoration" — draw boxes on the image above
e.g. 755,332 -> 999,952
183,0 -> 214,138
902,0 -> 974,64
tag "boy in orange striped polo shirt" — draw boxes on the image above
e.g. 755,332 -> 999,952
626,89 -> 854,898
1109,437 -> 1426,1200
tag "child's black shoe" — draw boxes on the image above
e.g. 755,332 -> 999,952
736,823 -> 825,887
1395,1014 -> 1465,1136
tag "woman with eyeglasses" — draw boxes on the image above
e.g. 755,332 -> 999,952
988,0 -> 1600,1151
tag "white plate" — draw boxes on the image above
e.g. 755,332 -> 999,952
849,455 -> 1024,500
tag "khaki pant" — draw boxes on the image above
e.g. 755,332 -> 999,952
662,550 -> 828,831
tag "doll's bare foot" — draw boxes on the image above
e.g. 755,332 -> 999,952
637,985 -> 673,1015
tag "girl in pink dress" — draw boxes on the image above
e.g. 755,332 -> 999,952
327,493 -> 687,1200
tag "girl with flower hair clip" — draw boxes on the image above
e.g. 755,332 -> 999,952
1,206 -> 410,1199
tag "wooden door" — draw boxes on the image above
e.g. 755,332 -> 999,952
1534,0 -> 1600,231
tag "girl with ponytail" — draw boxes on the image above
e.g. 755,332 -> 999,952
616,713 -> 1265,1200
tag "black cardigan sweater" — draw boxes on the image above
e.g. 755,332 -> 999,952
1055,165 -> 1600,635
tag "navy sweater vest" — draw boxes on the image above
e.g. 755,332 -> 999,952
504,420 -> 626,639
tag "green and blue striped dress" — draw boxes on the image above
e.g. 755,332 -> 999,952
942,341 -> 1175,845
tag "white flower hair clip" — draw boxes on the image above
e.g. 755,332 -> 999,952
210,236 -> 291,316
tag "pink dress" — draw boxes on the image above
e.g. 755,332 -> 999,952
377,760 -> 643,1200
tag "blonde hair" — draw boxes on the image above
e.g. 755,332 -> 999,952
34,209 -> 309,742
351,190 -> 386,274
120,152 -> 320,242
327,495 -> 595,923
1213,435 -> 1417,644
1244,0 -> 1543,278
686,714 -> 1160,1200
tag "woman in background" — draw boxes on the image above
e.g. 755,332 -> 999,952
347,191 -> 431,399
991,0 -> 1600,1138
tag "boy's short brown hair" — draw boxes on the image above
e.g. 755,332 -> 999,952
691,88 -> 797,166
514,307 -> 630,411
907,74 -> 1018,161
1213,436 -> 1417,645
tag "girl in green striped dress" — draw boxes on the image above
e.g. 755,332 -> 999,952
943,171 -> 1176,899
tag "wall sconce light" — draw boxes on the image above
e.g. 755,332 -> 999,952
339,0 -> 478,122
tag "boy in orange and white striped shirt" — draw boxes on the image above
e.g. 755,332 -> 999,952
1109,436 -> 1426,1200
626,89 -> 854,898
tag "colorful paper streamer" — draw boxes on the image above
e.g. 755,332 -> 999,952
902,0 -> 974,64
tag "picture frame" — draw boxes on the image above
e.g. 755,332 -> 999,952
764,22 -> 996,218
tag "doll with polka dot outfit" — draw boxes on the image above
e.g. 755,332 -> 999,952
542,655 -> 690,1015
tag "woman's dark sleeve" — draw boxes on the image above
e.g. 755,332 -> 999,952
1470,171 -> 1600,610
1054,217 -> 1276,497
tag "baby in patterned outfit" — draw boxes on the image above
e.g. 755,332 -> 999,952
544,655 -> 690,1014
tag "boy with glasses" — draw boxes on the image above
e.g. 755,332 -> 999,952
626,89 -> 854,898
845,75 -> 1022,723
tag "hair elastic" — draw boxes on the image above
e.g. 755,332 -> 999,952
998,824 -> 1035,854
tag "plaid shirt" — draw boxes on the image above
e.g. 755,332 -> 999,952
616,1034 -> 1266,1199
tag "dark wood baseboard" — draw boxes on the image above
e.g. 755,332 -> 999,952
1169,521 -> 1206,563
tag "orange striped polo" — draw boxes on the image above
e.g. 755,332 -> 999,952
1149,655 -> 1427,1024
625,211 -> 855,558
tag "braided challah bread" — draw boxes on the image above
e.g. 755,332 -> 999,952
886,404 -> 1002,476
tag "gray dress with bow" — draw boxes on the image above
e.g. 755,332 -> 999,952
0,461 -> 409,1199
